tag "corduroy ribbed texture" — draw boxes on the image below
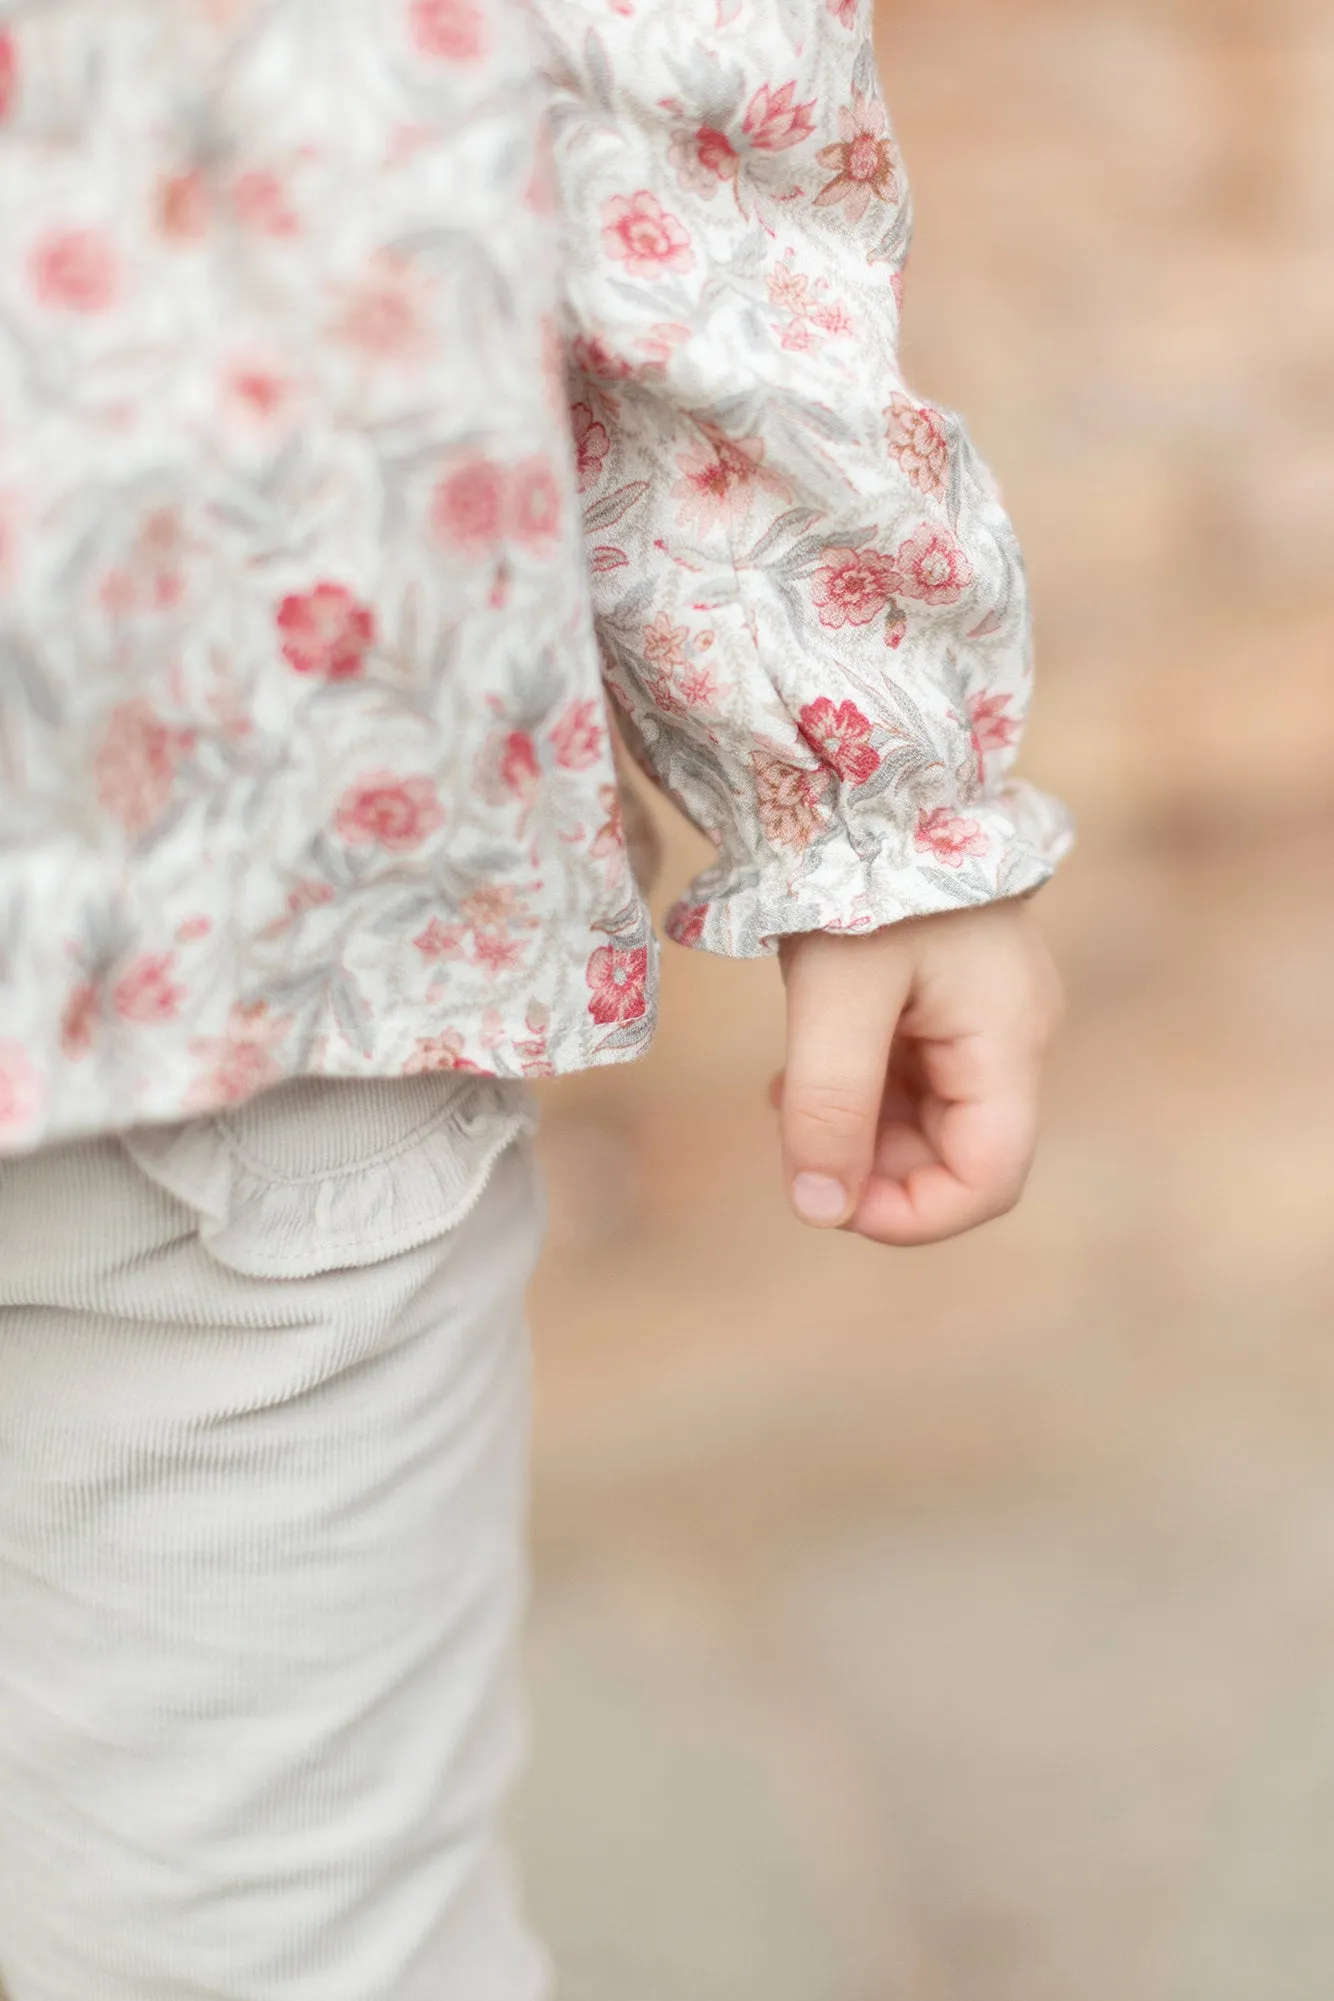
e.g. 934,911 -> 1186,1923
0,1085 -> 549,2001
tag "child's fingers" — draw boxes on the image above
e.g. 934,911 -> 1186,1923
779,934 -> 912,1228
848,1037 -> 1040,1246
867,1115 -> 937,1186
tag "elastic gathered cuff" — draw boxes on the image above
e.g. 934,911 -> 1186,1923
666,781 -> 1073,959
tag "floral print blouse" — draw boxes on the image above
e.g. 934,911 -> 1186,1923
0,0 -> 1068,1154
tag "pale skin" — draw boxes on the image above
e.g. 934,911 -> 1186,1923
775,898 -> 1063,1246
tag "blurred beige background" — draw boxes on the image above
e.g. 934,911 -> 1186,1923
515,2 -> 1334,1996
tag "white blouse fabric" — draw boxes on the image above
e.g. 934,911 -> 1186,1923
0,0 -> 1068,1152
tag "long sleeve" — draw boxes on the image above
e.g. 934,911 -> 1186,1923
534,0 -> 1070,953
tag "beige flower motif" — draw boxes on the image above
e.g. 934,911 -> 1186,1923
884,393 -> 950,499
753,752 -> 830,851
814,93 -> 898,222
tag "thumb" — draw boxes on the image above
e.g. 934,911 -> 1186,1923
779,931 -> 912,1229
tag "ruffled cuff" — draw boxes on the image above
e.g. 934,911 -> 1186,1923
665,779 -> 1072,957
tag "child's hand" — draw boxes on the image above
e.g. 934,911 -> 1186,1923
774,901 -> 1063,1246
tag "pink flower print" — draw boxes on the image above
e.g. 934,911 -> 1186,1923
413,916 -> 465,960
497,730 -> 541,806
275,882 -> 333,931
586,944 -> 649,1026
230,170 -> 298,237
467,888 -> 533,969
508,457 -> 562,552
885,393 -> 949,499
335,258 -> 428,360
113,953 -> 186,1024
570,333 -> 636,384
0,1041 -> 41,1140
969,690 -> 1019,761
461,884 -> 529,937
335,772 -> 445,851
644,624 -> 717,714
752,752 -> 829,851
809,545 -> 897,629
810,301 -> 854,338
602,192 -> 694,279
277,583 -> 376,681
29,228 -> 118,313
638,320 -> 690,370
669,125 -> 739,199
0,30 -> 19,121
893,526 -> 974,606
432,456 -> 507,555
826,0 -> 859,23
798,697 -> 881,786
779,320 -> 818,354
205,1047 -> 280,1107
190,1003 -> 288,1109
158,171 -> 210,241
408,0 -> 485,61
669,903 -> 708,947
679,662 -> 719,708
516,1001 -> 553,1079
691,125 -> 739,181
914,806 -> 989,867
673,428 -> 773,536
94,699 -> 186,836
742,82 -> 816,153
643,671 -> 686,718
99,508 -> 189,618
643,611 -> 690,671
571,402 -> 610,492
769,257 -> 854,349
227,362 -> 292,422
550,698 -> 603,772
768,260 -> 812,314
814,94 -> 898,222
403,1029 -> 480,1074
472,931 -> 526,975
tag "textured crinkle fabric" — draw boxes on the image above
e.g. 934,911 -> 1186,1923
0,0 -> 1069,1155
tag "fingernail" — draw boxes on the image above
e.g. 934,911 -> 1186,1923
791,1173 -> 849,1227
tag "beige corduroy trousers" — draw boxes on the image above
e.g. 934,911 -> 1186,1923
0,1075 -> 549,2001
